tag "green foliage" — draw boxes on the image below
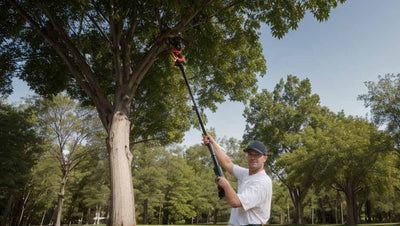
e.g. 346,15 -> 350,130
130,141 -> 234,224
299,113 -> 394,223
24,151 -> 61,225
244,75 -> 328,163
185,144 -> 219,219
2,0 -> 346,144
132,144 -> 169,224
359,73 -> 400,153
65,137 -> 110,224
19,95 -> 105,224
18,119 -> 109,225
312,114 -> 391,188
130,62 -> 193,144
0,100 -> 39,191
270,180 -> 292,224
367,153 -> 400,216
242,75 -> 400,223
0,100 -> 45,225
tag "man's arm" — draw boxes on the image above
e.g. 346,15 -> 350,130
216,177 -> 242,208
203,135 -> 234,175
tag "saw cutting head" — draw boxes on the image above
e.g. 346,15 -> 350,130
169,37 -> 186,66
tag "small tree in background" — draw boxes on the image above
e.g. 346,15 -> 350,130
31,95 -> 102,226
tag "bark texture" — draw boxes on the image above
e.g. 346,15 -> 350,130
288,187 -> 305,224
344,186 -> 357,225
107,112 -> 136,226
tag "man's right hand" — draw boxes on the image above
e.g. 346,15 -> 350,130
203,134 -> 216,145
203,134 -> 234,175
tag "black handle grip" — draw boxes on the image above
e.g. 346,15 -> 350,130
218,186 -> 225,199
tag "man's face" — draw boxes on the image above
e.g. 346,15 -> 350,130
247,150 -> 268,172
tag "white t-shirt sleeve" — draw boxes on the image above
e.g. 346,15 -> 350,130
233,165 -> 248,180
237,180 -> 266,211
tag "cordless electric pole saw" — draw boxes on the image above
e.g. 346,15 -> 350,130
170,37 -> 225,199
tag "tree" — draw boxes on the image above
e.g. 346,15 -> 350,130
0,100 -> 41,226
2,1 -> 345,225
185,144 -> 221,224
270,181 -> 292,224
359,73 -> 400,156
131,144 -> 168,224
308,113 -> 392,224
158,148 -> 197,224
31,95 -> 102,226
364,152 -> 400,223
243,75 -> 327,223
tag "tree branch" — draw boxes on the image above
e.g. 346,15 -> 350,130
29,1 -> 113,129
6,1 -> 83,82
86,13 -> 112,45
109,0 -> 124,88
90,0 -> 110,24
127,3 -> 208,98
121,15 -> 137,84
188,0 -> 245,30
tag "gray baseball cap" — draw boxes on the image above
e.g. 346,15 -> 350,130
243,141 -> 267,155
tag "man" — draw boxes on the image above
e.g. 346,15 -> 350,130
203,135 -> 272,226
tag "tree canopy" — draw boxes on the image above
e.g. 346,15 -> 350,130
2,0 -> 345,137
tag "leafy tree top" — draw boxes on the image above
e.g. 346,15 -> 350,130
2,0 -> 345,142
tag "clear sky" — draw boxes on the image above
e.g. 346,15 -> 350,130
8,0 -> 400,147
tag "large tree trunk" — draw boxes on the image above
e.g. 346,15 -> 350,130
344,184 -> 357,225
294,197 -> 304,224
107,112 -> 136,226
55,174 -> 68,226
288,187 -> 304,224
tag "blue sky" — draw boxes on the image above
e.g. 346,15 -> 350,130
183,0 -> 400,147
8,0 -> 400,147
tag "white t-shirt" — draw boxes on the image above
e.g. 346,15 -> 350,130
229,165 -> 272,226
